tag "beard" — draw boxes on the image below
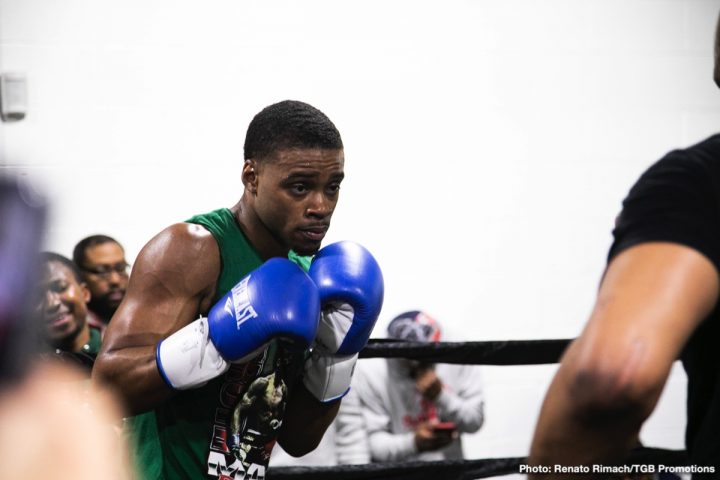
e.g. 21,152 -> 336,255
87,293 -> 123,320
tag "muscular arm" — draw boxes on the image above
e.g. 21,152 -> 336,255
92,223 -> 219,414
529,242 -> 719,477
277,383 -> 340,457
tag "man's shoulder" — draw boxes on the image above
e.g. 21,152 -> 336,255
689,132 -> 720,152
154,222 -> 217,251
185,208 -> 234,231
141,223 -> 219,266
354,358 -> 390,386
183,209 -> 261,271
631,134 -> 720,196
351,358 -> 393,403
659,133 -> 720,169
134,223 -> 221,293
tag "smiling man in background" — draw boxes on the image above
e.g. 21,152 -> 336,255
35,252 -> 102,360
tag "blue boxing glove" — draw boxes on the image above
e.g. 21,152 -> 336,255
157,258 -> 320,390
303,241 -> 384,402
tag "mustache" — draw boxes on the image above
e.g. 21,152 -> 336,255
98,289 -> 125,299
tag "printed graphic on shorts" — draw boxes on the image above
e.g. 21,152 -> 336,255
229,372 -> 287,467
206,342 -> 304,480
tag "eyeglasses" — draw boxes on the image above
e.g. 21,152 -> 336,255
80,262 -> 130,280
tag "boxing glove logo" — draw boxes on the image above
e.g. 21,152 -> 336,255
229,275 -> 258,329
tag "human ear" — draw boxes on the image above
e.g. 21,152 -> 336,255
242,160 -> 258,194
80,283 -> 91,303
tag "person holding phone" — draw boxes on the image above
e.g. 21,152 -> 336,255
345,311 -> 485,462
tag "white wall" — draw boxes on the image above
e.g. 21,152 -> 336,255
2,0 -> 719,464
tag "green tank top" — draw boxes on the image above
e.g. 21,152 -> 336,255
126,208 -> 312,480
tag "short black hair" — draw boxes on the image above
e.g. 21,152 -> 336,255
243,100 -> 343,161
73,234 -> 122,268
39,251 -> 83,283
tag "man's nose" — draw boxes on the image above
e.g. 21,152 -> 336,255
44,290 -> 60,311
305,191 -> 332,218
107,270 -> 124,285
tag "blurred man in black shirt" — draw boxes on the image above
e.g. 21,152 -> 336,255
530,11 -> 720,479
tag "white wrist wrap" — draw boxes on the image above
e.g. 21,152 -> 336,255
303,351 -> 358,403
156,317 -> 229,390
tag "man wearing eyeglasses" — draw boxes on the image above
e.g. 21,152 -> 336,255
73,235 -> 129,335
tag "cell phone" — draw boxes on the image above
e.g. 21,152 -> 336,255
431,422 -> 457,432
0,176 -> 47,385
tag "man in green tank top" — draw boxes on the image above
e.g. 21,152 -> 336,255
94,100 -> 346,479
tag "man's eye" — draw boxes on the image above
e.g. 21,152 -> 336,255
290,184 -> 308,194
327,184 -> 341,194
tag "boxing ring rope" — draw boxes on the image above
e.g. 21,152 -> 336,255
267,338 -> 691,480
268,449 -> 689,480
360,338 -> 571,365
